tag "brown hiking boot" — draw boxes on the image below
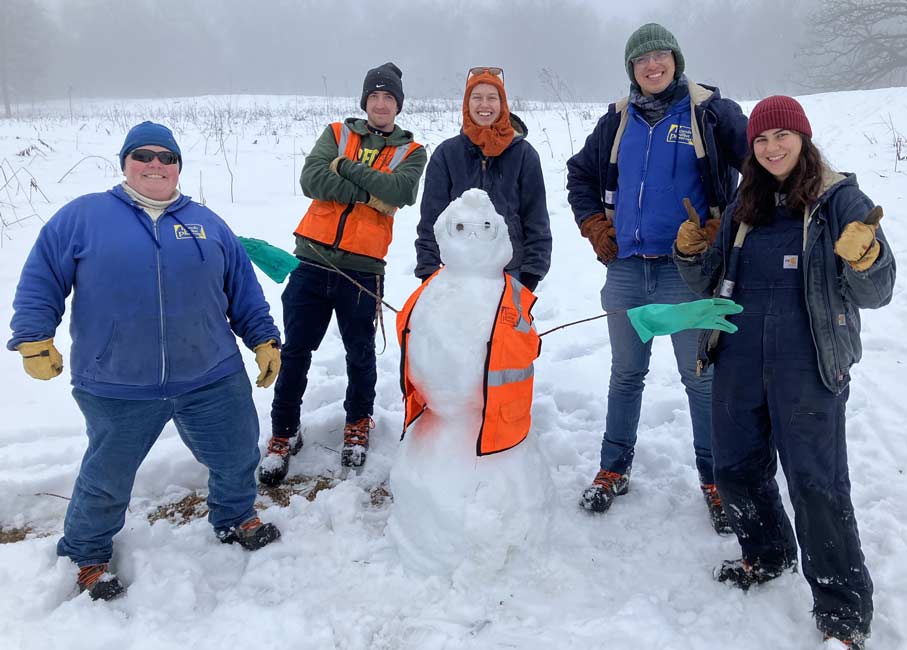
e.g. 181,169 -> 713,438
77,563 -> 126,601
217,515 -> 281,550
257,429 -> 303,487
341,417 -> 374,468
579,469 -> 630,513
701,483 -> 734,535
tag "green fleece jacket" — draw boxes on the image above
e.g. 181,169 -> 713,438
295,117 -> 427,274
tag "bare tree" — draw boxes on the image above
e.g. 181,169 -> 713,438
803,0 -> 907,90
0,0 -> 56,118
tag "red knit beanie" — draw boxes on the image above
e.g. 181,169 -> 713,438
746,95 -> 812,147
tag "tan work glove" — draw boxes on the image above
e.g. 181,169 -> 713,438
675,198 -> 712,256
18,338 -> 64,380
579,213 -> 618,263
834,206 -> 883,272
253,340 -> 281,388
366,194 -> 397,216
329,156 -> 348,175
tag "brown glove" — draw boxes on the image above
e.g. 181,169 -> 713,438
675,198 -> 711,256
834,206 -> 883,272
329,156 -> 348,175
366,194 -> 397,216
703,217 -> 721,245
18,338 -> 64,380
580,213 -> 618,263
253,340 -> 281,388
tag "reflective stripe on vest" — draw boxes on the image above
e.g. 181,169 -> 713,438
294,122 -> 421,260
396,271 -> 540,456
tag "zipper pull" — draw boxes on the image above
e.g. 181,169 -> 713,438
696,359 -> 703,377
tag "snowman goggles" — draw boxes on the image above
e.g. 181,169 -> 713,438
447,218 -> 499,241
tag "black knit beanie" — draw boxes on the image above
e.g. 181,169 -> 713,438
360,62 -> 404,114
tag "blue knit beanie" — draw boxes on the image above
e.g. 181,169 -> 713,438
119,121 -> 182,170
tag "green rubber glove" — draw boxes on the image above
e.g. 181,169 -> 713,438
627,298 -> 743,343
238,236 -> 301,283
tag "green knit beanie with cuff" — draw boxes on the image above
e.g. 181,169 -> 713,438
624,23 -> 685,84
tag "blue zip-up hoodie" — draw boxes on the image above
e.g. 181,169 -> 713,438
675,171 -> 895,395
613,93 -> 708,256
415,113 -> 552,280
567,81 -> 748,259
8,185 -> 280,399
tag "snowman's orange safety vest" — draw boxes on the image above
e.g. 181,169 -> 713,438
295,122 -> 421,260
396,271 -> 542,456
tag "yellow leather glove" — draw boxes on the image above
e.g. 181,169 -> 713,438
676,199 -> 711,256
366,194 -> 397,216
253,340 -> 281,388
329,156 -> 348,175
18,338 -> 64,380
834,206 -> 883,272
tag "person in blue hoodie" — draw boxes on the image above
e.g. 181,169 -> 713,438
675,96 -> 894,650
415,67 -> 551,289
8,122 -> 283,601
566,23 -> 748,531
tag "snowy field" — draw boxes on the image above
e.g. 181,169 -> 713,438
1,88 -> 906,650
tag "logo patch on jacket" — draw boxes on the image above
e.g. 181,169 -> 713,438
667,124 -> 694,145
500,307 -> 519,327
783,255 -> 798,269
173,224 -> 207,240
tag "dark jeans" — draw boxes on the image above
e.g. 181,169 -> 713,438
270,261 -> 379,436
58,370 -> 260,566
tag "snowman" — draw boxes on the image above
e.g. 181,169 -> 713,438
388,189 -> 553,579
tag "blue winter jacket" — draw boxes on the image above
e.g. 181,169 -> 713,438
675,172 -> 895,395
415,114 -> 552,280
8,185 -> 280,399
567,82 -> 748,258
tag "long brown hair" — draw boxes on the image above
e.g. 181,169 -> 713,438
734,134 -> 825,226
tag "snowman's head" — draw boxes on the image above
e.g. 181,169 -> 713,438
434,189 -> 512,277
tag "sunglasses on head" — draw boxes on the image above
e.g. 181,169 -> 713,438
467,66 -> 504,81
130,149 -> 180,165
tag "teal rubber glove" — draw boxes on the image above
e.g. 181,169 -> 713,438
627,298 -> 743,343
238,236 -> 301,283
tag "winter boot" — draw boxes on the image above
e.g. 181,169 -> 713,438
77,563 -> 126,601
700,483 -> 734,535
579,469 -> 630,513
714,557 -> 797,591
257,429 -> 303,487
341,417 -> 374,468
217,515 -> 281,551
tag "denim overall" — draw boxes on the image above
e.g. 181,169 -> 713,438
711,208 -> 872,640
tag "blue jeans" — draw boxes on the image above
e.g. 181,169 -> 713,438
270,261 -> 379,436
57,370 -> 260,567
600,256 -> 714,482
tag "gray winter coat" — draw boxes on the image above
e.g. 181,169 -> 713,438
675,171 -> 895,394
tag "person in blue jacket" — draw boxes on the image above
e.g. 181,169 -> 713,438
8,122 -> 284,601
415,67 -> 551,290
566,23 -> 748,530
675,96 -> 894,649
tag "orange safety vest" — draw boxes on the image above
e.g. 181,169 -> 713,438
295,122 -> 421,260
396,271 -> 542,456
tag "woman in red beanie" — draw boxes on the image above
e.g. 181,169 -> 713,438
674,95 -> 895,649
414,67 -> 551,290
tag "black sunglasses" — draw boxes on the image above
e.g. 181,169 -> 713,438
130,149 -> 180,165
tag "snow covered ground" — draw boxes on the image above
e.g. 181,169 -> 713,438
1,88 -> 906,650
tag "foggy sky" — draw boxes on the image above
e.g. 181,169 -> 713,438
6,0 -> 833,106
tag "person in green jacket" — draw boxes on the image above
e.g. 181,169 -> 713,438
260,62 -> 427,485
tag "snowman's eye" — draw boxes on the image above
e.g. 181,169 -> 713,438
456,223 -> 465,232
483,222 -> 492,229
